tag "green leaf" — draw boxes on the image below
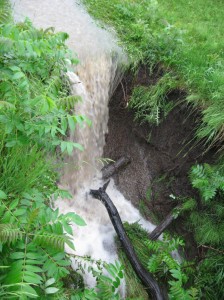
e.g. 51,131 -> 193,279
12,72 -> 25,80
14,208 -> 26,216
5,140 -> 18,147
65,239 -> 75,251
9,66 -> 21,72
61,117 -> 68,132
0,190 -> 7,199
21,284 -> 38,298
113,277 -> 120,288
24,274 -> 42,284
26,252 -> 41,259
67,142 -> 74,155
9,198 -> 19,210
26,265 -> 43,273
45,287 -> 59,294
10,252 -> 25,259
170,268 -> 182,281
45,278 -> 56,287
63,222 -> 73,235
60,141 -> 67,153
68,115 -> 76,132
65,212 -> 86,226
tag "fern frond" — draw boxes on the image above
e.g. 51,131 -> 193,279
0,224 -> 23,244
0,0 -> 11,25
34,232 -> 74,251
145,239 -> 161,252
147,254 -> 161,273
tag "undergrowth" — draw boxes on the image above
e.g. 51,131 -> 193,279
83,0 -> 224,148
118,223 -> 197,300
0,2 -> 124,299
81,3 -> 224,297
187,163 -> 224,299
129,73 -> 177,125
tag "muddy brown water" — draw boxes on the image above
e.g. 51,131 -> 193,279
11,0 -> 214,292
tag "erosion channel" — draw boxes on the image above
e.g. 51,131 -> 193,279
11,0 -> 213,299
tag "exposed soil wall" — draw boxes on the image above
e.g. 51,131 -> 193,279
103,66 -> 214,259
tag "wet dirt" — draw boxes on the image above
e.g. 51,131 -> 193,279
103,65 -> 214,259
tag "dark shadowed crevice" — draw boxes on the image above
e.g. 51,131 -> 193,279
103,66 -> 215,259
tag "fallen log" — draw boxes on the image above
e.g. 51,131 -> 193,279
101,156 -> 131,179
90,181 -> 165,300
149,206 -> 181,240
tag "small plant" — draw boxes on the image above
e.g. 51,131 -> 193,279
129,73 -> 177,125
146,235 -> 198,300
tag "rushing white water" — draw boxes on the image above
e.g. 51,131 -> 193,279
11,0 -> 157,292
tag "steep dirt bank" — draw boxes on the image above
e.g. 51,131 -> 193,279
103,66 -> 214,259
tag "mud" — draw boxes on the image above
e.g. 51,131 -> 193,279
103,66 -> 214,259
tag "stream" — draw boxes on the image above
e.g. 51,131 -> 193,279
11,0 -> 157,292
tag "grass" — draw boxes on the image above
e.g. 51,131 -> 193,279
83,0 -> 224,149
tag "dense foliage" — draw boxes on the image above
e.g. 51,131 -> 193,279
0,18 -> 87,153
83,0 -> 224,148
187,164 -> 224,299
83,1 -> 224,299
1,0 -> 223,299
118,223 -> 198,300
0,3 -> 124,298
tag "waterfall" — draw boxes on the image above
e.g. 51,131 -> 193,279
11,0 -> 156,292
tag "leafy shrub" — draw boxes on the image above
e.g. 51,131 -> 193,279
0,19 -> 87,154
189,164 -> 224,246
0,9 -> 123,299
187,164 -> 224,299
146,235 -> 198,300
0,188 -> 86,299
118,222 -> 196,300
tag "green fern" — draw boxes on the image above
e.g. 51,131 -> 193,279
34,232 -> 75,252
0,224 -> 23,244
0,0 -> 11,25
187,163 -> 224,299
129,73 -> 178,125
146,234 -> 196,299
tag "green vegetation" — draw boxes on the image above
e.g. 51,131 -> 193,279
1,0 -> 223,298
83,1 -> 224,299
0,2 -> 124,299
129,73 -> 176,125
187,164 -> 224,299
83,0 -> 224,147
119,223 -> 197,299
146,236 -> 197,300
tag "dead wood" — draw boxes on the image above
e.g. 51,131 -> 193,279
101,156 -> 131,179
90,181 -> 165,300
149,209 -> 179,240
